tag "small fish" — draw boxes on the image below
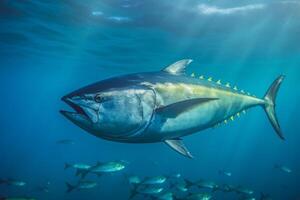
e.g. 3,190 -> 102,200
184,179 -> 218,191
218,170 -> 232,177
274,164 -> 292,173
174,182 -> 188,192
56,139 -> 75,145
129,185 -> 164,199
64,163 -> 91,170
141,176 -> 167,185
91,161 -> 125,173
35,180 -> 51,193
36,186 -> 49,193
235,186 -> 254,195
0,197 -> 36,200
128,175 -> 142,185
218,184 -> 235,192
79,161 -> 126,178
170,173 -> 181,179
0,179 -> 26,187
175,192 -> 212,200
66,180 -> 97,193
240,197 -> 256,200
155,192 -> 174,200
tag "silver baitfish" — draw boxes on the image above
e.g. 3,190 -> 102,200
65,180 -> 97,193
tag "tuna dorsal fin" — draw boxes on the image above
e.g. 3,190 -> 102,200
156,98 -> 218,118
162,59 -> 193,75
165,139 -> 193,158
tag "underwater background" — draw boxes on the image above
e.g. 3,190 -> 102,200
0,0 -> 300,199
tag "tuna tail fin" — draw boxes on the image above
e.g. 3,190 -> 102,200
260,192 -> 270,200
64,163 -> 71,170
66,182 -> 75,193
263,75 -> 285,140
129,184 -> 139,199
184,179 -> 194,188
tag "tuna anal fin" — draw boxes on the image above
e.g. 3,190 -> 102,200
156,98 -> 218,118
162,59 -> 193,75
165,139 -> 193,158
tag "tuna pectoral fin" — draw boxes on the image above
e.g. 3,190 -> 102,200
165,139 -> 193,158
156,98 -> 218,118
263,75 -> 285,140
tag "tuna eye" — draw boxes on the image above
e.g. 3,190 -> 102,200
94,95 -> 102,103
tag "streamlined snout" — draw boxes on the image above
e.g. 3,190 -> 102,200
60,96 -> 93,129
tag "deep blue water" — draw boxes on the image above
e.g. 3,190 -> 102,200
0,0 -> 300,199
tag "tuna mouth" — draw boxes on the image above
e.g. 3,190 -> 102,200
60,96 -> 89,120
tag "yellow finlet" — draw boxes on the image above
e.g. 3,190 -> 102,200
241,90 -> 245,94
225,83 -> 231,88
217,80 -> 221,85
237,112 -> 240,117
242,110 -> 246,114
224,119 -> 228,124
191,73 -> 195,77
233,86 -> 238,91
247,92 -> 251,96
213,123 -> 220,128
199,75 -> 204,79
208,77 -> 212,82
230,116 -> 234,121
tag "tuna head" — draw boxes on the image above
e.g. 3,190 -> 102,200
61,81 -> 156,141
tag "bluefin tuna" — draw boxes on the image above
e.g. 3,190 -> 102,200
61,59 -> 285,158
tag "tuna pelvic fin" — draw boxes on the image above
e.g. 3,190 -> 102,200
165,139 -> 193,158
263,75 -> 285,140
162,59 -> 193,75
156,98 -> 218,118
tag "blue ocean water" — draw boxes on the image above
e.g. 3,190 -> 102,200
0,0 -> 299,199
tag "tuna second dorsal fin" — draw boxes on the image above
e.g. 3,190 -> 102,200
165,139 -> 193,158
162,59 -> 193,75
